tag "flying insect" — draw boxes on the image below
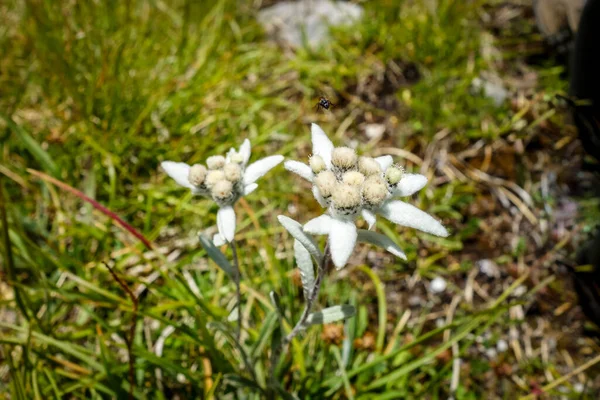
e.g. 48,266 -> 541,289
315,96 -> 335,112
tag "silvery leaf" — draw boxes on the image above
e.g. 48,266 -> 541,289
227,306 -> 239,322
305,305 -> 356,326
199,234 -> 234,277
277,215 -> 322,262
294,239 -> 315,299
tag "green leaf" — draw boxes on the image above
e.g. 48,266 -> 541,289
294,239 -> 315,299
198,234 -> 234,277
365,317 -> 481,390
134,347 -> 200,383
357,265 -> 386,353
250,311 -> 278,359
306,305 -> 356,326
223,374 -> 266,395
269,291 -> 284,319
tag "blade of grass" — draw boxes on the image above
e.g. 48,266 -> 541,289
519,353 -> 600,400
103,262 -> 138,400
0,114 -> 58,176
0,322 -> 104,372
356,265 -> 387,353
365,317 -> 482,390
27,169 -> 153,250
0,180 -> 31,320
332,346 -> 355,400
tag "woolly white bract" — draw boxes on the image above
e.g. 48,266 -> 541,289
162,139 -> 283,244
285,123 -> 448,269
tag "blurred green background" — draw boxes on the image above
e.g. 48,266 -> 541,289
1,0 -> 599,398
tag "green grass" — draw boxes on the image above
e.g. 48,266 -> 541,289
0,0 -> 598,398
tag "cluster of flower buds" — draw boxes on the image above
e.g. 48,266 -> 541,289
310,146 -> 405,220
186,153 -> 246,206
162,139 -> 283,243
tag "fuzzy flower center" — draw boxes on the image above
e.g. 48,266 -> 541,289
331,147 -> 358,174
207,155 -> 226,170
311,149 -> 400,219
385,166 -> 404,185
188,164 -> 207,187
309,154 -> 327,174
358,156 -> 381,176
188,153 -> 246,205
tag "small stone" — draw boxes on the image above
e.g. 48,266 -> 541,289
485,348 -> 498,359
364,123 -> 385,140
472,76 -> 507,107
513,285 -> 527,297
478,259 -> 500,278
257,0 -> 363,49
496,339 -> 508,352
429,277 -> 447,294
408,295 -> 422,307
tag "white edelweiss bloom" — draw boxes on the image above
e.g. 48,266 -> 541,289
161,139 -> 283,243
286,123 -> 448,269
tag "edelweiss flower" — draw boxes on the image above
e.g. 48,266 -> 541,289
162,139 -> 283,244
285,124 -> 448,269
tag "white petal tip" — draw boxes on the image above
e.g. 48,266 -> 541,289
243,183 -> 258,196
328,220 -> 358,269
391,250 -> 408,260
217,206 -> 236,242
361,210 -> 377,230
213,233 -> 226,247
378,200 -> 449,238
284,160 -> 314,182
394,174 -> 429,197
375,155 -> 394,171
161,161 -> 193,189
430,224 -> 449,237
243,155 -> 284,185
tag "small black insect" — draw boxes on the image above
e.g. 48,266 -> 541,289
315,96 -> 335,112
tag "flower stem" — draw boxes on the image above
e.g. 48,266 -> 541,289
269,244 -> 330,384
230,240 -> 242,341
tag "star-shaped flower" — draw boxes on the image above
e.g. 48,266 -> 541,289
284,124 -> 448,269
162,139 -> 283,244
